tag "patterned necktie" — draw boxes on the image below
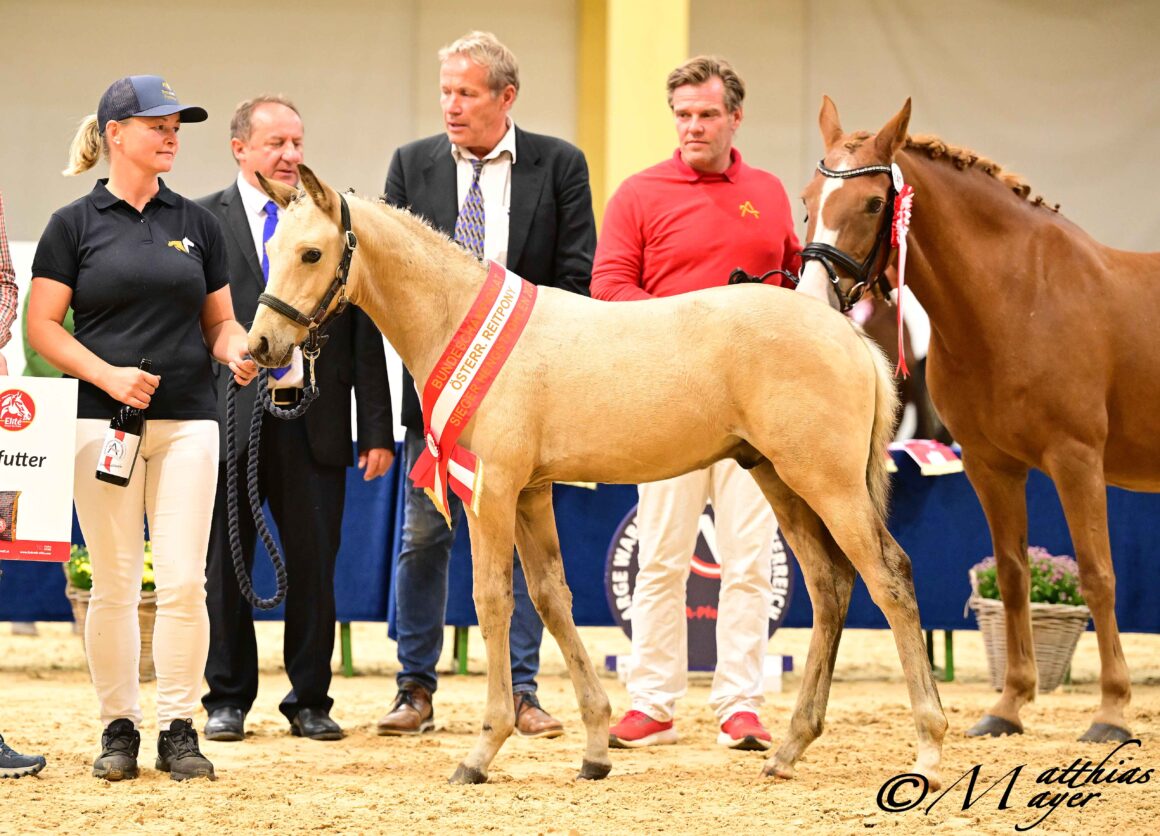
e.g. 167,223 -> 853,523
454,159 -> 486,259
260,200 -> 289,380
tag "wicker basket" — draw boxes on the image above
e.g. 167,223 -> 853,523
967,570 -> 1090,692
64,579 -> 158,683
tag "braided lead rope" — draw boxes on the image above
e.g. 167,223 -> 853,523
224,366 -> 301,610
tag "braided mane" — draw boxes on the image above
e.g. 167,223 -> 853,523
842,130 -> 1059,212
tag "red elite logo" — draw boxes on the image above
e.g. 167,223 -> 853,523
0,390 -> 35,431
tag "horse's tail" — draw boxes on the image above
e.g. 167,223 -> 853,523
858,329 -> 899,521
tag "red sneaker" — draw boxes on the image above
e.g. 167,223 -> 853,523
717,711 -> 772,751
609,710 -> 677,748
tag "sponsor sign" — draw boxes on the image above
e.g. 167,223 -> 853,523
604,502 -> 794,671
0,378 -> 77,562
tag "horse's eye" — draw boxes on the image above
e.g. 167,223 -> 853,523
867,197 -> 885,214
302,249 -> 322,264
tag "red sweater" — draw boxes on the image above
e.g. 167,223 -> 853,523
592,149 -> 802,301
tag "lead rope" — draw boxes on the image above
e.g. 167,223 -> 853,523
223,353 -> 321,610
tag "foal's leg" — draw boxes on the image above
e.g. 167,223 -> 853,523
748,463 -> 856,779
1042,443 -> 1132,742
813,491 -> 946,789
514,487 -> 612,779
961,449 -> 1036,738
449,502 -> 518,785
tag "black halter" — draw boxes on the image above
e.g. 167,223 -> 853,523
256,192 -> 356,360
800,160 -> 896,312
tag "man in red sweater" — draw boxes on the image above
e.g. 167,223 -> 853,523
591,56 -> 801,751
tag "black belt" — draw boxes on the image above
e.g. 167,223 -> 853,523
270,387 -> 303,407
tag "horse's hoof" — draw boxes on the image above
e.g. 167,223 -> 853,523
577,759 -> 612,781
965,715 -> 1022,738
448,764 -> 488,785
1079,723 -> 1132,743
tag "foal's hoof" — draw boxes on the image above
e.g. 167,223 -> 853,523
449,763 -> 488,785
965,715 -> 1022,738
1079,723 -> 1132,743
577,759 -> 612,781
761,760 -> 794,780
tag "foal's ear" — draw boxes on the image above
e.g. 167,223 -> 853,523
873,98 -> 912,161
257,173 -> 297,209
818,95 -> 844,152
297,164 -> 336,215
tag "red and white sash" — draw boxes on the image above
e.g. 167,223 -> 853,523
409,261 -> 537,521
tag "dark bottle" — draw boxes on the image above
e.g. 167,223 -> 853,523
95,359 -> 152,487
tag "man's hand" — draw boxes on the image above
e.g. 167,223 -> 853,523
358,447 -> 395,481
0,353 -> 8,375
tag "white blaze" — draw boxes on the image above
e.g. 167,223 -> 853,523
797,173 -> 846,308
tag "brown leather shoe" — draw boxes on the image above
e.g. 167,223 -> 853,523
514,691 -> 564,738
376,685 -> 434,736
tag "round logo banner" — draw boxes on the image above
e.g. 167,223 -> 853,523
604,502 -> 795,671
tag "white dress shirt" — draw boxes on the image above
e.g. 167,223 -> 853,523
236,173 -> 304,387
451,120 -> 517,266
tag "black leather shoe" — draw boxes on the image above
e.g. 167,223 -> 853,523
290,708 -> 343,741
204,707 -> 246,742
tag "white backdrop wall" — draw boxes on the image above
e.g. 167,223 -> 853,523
2,1 -> 1157,260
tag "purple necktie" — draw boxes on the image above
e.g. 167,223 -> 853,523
261,200 -> 289,380
454,159 -> 486,259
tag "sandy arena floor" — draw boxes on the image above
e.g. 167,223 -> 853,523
0,621 -> 1156,835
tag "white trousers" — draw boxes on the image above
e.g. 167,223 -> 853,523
628,459 -> 775,723
74,418 -> 218,729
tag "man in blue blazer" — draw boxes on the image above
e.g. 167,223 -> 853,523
378,31 -> 596,738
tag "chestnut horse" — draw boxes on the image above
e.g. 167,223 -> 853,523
799,97 -> 1157,743
247,165 -> 946,787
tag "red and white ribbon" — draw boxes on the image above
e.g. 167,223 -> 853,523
409,261 -> 537,521
890,163 -> 915,378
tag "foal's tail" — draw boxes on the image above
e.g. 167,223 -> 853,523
858,330 -> 900,521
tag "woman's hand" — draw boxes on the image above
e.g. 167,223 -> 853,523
226,340 -> 259,387
100,364 -> 160,409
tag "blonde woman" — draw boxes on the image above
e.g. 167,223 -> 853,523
28,76 -> 256,781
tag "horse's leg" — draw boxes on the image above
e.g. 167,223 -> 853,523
514,487 -> 611,780
747,463 -> 856,780
1042,444 -> 1132,742
449,501 -> 518,785
961,449 -> 1036,737
809,488 -> 946,789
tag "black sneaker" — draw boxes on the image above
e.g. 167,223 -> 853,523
0,733 -> 46,778
93,719 -> 139,781
156,719 -> 215,781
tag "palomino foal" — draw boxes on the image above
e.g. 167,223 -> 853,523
248,166 -> 947,787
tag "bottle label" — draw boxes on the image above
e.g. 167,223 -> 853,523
96,428 -> 141,480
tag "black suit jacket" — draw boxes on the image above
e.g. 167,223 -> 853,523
198,183 -> 393,466
384,126 -> 596,433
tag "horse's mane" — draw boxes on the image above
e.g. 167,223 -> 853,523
843,130 -> 1060,212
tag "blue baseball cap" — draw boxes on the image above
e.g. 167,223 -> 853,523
96,75 -> 208,134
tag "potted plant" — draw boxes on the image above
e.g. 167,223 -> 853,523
967,546 -> 1090,692
65,543 -> 158,682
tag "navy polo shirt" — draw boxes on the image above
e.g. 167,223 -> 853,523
32,179 -> 229,421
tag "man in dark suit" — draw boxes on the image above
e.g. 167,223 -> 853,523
199,96 -> 394,742
376,31 -> 595,738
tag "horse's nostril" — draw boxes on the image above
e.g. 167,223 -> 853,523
258,336 -> 269,358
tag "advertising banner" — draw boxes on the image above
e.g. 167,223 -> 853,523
0,377 -> 77,562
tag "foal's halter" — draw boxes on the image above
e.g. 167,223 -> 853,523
256,192 -> 357,360
800,160 -> 896,312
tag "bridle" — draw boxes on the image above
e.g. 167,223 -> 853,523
800,160 -> 896,312
256,191 -> 357,360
